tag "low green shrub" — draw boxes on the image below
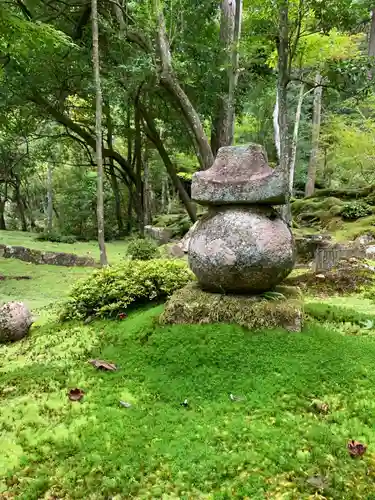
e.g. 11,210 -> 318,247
60,259 -> 194,320
341,201 -> 373,220
35,231 -> 76,244
126,238 -> 159,260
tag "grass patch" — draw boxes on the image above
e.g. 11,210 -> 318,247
2,309 -> 375,497
0,230 -> 129,264
0,258 -> 91,320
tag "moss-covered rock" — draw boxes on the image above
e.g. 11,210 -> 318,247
160,283 -> 304,332
285,258 -> 375,296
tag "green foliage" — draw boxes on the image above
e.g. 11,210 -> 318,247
341,201 -> 373,220
305,302 -> 375,328
126,238 -> 159,261
35,231 -> 76,244
153,213 -> 192,238
60,259 -> 194,320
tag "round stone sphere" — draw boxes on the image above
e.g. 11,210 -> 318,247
0,302 -> 33,343
188,206 -> 295,293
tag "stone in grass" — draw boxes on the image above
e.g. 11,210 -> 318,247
0,302 -> 33,343
160,283 -> 303,333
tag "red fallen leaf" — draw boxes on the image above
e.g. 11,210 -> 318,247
348,440 -> 367,458
119,312 -> 127,320
68,388 -> 85,401
88,359 -> 117,371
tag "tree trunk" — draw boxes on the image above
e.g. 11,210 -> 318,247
211,0 -> 235,157
139,102 -> 197,223
134,101 -> 145,235
47,164 -> 53,232
106,104 -> 124,236
369,9 -> 375,57
0,199 -> 6,230
153,0 -> 214,170
211,0 -> 242,155
143,144 -> 152,225
277,0 -> 291,225
92,0 -> 108,266
305,72 -> 323,197
228,0 -> 243,145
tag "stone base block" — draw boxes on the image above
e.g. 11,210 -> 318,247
160,283 -> 304,333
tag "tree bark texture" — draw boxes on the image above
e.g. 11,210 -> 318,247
154,0 -> 214,170
369,9 -> 375,57
305,72 -> 323,197
47,165 -> 53,232
92,0 -> 108,266
139,101 -> 197,223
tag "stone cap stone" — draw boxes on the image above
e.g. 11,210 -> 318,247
191,144 -> 288,205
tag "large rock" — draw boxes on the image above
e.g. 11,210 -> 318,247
188,206 -> 295,293
0,302 -> 33,342
191,144 -> 287,205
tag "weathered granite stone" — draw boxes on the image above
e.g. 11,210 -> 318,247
191,144 -> 287,205
188,206 -> 295,293
179,221 -> 199,253
0,302 -> 33,343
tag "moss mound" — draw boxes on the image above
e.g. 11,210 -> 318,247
292,197 -> 345,226
286,258 -> 375,296
160,283 -> 303,332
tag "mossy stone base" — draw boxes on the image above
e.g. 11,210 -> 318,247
160,283 -> 304,333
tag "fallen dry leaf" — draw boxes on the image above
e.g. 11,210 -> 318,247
68,388 -> 85,401
311,399 -> 329,414
348,439 -> 367,458
88,359 -> 117,371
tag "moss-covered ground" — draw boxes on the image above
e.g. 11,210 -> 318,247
2,236 -> 375,498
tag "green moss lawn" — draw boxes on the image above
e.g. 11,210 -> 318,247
2,238 -> 375,498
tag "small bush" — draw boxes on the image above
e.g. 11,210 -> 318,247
35,231 -> 77,244
35,230 -> 62,243
60,259 -> 194,320
342,201 -> 373,220
60,235 -> 77,244
126,238 -> 159,260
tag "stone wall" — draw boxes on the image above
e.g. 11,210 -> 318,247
0,244 -> 98,267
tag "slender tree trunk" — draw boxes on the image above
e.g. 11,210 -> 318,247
139,102 -> 197,223
14,180 -> 27,231
211,0 -> 242,155
92,0 -> 108,266
143,144 -> 151,225
289,83 -> 304,196
153,0 -> 214,170
273,91 -> 281,161
369,9 -> 375,56
47,165 -> 53,232
134,102 -> 145,235
305,72 -> 323,197
0,199 -> 6,230
106,104 -> 124,236
211,0 -> 235,157
277,0 -> 291,225
228,0 -> 243,145
127,186 -> 133,234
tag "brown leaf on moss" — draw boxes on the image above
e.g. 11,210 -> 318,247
88,359 -> 117,371
348,440 -> 367,458
311,399 -> 329,414
68,388 -> 85,401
